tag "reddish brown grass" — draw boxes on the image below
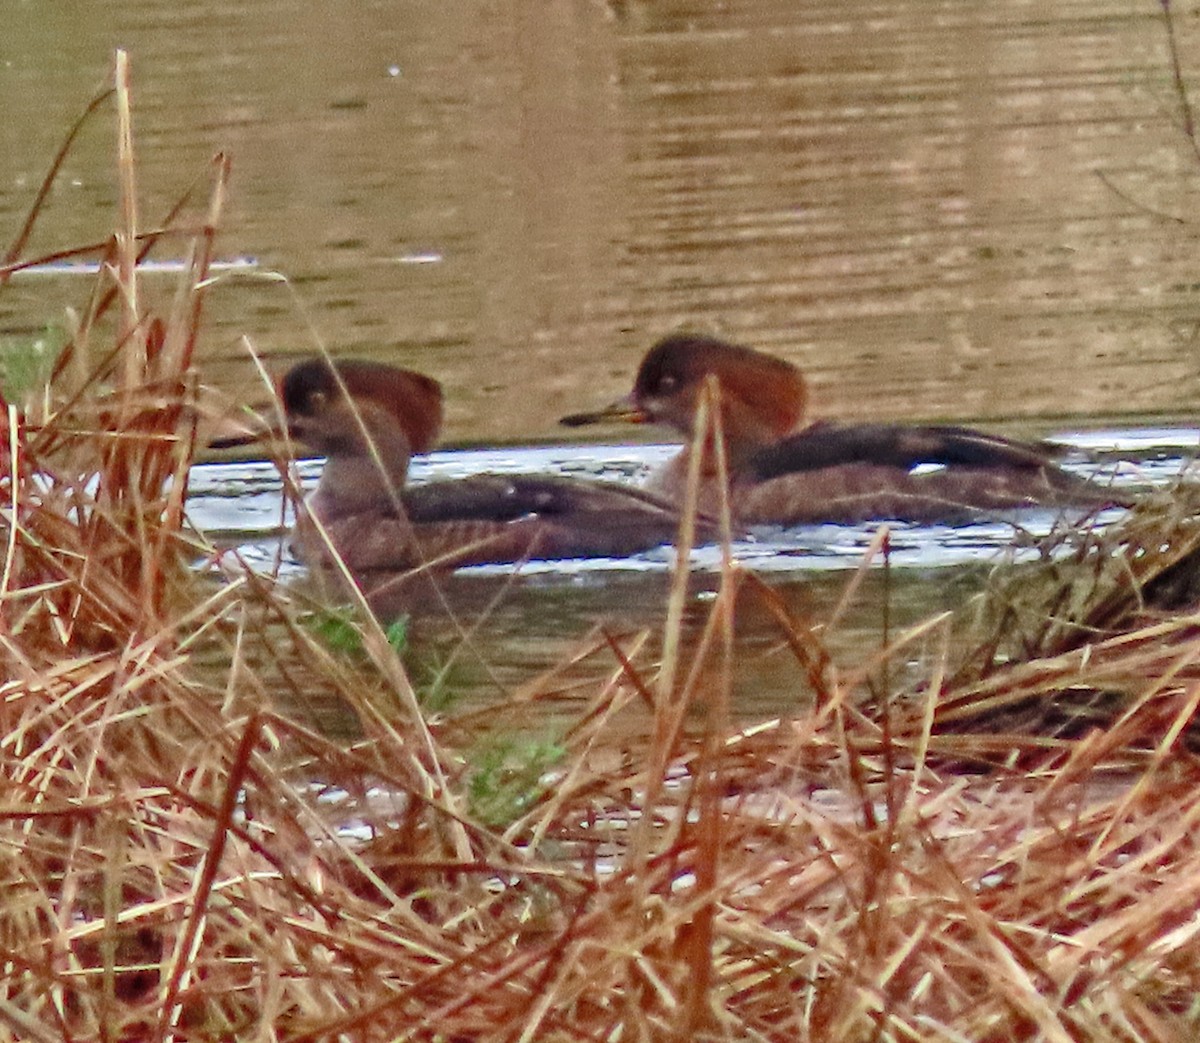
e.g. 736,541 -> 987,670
4,51 -> 1200,1043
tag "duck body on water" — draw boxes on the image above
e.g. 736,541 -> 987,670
216,357 -> 698,574
562,334 -> 1126,525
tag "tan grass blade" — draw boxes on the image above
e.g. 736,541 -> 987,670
9,42 -> 1200,1043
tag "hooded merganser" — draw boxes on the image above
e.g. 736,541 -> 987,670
215,357 -> 700,572
562,333 -> 1123,525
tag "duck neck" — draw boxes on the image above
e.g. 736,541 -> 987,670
691,425 -> 761,477
649,434 -> 753,511
308,432 -> 413,522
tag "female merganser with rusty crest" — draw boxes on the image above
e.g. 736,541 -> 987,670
562,333 -> 1123,524
217,357 -> 702,573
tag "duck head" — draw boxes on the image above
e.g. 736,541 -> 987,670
211,357 -> 444,521
562,333 -> 808,461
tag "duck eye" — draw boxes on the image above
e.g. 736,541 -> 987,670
303,389 -> 327,414
658,373 -> 677,392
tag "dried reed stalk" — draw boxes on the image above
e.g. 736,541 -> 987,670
5,47 -> 1200,1043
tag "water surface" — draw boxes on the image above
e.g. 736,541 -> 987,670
191,428 -> 1195,727
3,1 -> 1200,445
6,1 -> 1200,729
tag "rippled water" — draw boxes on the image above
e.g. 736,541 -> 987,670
5,1 -> 1200,445
7,1 -> 1200,726
191,429 -> 1193,574
189,426 -> 1197,724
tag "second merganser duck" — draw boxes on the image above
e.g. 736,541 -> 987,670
561,333 -> 1124,525
216,357 -> 701,573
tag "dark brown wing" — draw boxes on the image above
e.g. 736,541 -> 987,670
746,423 -> 1062,481
401,473 -> 713,561
295,474 -> 717,572
732,424 -> 1129,525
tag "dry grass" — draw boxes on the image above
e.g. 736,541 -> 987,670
5,52 -> 1200,1043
